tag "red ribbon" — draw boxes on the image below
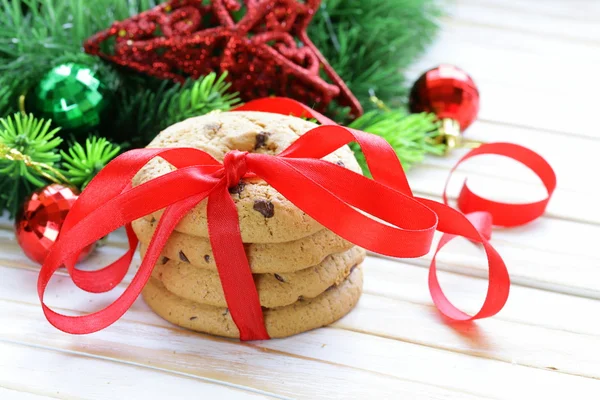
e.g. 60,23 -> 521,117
38,97 -> 555,339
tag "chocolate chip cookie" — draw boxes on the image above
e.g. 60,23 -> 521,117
132,111 -> 361,243
143,244 -> 365,308
132,218 -> 354,273
142,265 -> 363,339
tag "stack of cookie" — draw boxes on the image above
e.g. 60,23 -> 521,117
132,111 -> 365,338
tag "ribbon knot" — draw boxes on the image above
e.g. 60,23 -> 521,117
222,150 -> 249,188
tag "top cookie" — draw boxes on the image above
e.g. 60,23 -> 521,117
133,111 -> 361,243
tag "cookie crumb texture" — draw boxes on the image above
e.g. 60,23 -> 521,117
132,111 -> 362,243
133,218 -> 355,273
142,244 -> 366,308
142,266 -> 364,339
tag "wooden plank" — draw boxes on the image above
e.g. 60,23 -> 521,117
0,387 -> 53,400
410,39 -> 600,95
454,0 -> 600,42
420,120 -> 599,195
432,18 -> 600,64
0,341 -> 277,400
401,215 -> 600,299
2,288 -> 599,400
408,164 -> 599,225
461,0 -> 600,19
2,260 -> 600,380
264,329 -> 600,400
338,294 -> 600,379
364,256 -> 600,337
0,304 -> 488,400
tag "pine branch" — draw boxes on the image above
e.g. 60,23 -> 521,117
61,136 -> 120,188
113,72 -> 241,147
0,113 -> 63,217
166,72 -> 241,127
0,0 -> 157,63
348,109 -> 444,175
310,0 -> 442,112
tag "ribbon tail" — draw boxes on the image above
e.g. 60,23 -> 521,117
208,185 -> 269,341
50,166 -> 220,295
38,193 -> 208,334
70,223 -> 139,293
249,155 -> 437,257
418,198 -> 510,321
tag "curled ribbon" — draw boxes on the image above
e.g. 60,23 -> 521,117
37,97 -> 555,339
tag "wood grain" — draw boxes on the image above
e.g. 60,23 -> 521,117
1,274 -> 598,399
2,1 -> 599,398
0,341 -> 278,400
2,255 -> 600,380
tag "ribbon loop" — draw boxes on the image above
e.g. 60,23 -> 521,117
446,142 -> 556,227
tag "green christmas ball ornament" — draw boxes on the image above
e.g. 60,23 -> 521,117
29,63 -> 110,131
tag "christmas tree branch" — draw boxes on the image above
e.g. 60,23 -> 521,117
61,136 -> 121,188
113,72 -> 241,147
309,0 -> 442,111
0,113 -> 64,216
348,108 -> 444,175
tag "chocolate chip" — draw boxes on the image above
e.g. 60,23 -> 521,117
335,160 -> 345,167
204,122 -> 221,133
222,308 -> 229,316
253,199 -> 274,218
189,316 -> 198,321
161,256 -> 169,265
179,251 -> 190,263
150,217 -> 157,223
204,254 -> 210,263
228,182 -> 245,195
297,296 -> 305,301
274,273 -> 285,283
254,131 -> 270,150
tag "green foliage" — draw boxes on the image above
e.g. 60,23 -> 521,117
1,0 -> 441,128
0,113 -> 62,216
0,0 -> 155,115
166,72 -> 241,127
61,136 -> 120,188
310,0 -> 441,112
114,72 -> 241,147
348,109 -> 444,175
0,0 -> 443,218
0,113 -> 122,216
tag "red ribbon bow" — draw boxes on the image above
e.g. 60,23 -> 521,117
38,98 -> 556,340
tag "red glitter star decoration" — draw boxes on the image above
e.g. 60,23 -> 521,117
84,0 -> 363,117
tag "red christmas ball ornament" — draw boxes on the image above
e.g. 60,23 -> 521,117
409,65 -> 480,150
15,184 -> 95,265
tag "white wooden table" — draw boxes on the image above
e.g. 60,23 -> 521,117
2,1 -> 600,398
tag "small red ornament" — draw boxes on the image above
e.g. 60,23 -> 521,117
15,184 -> 94,265
84,0 -> 362,117
409,65 -> 480,151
